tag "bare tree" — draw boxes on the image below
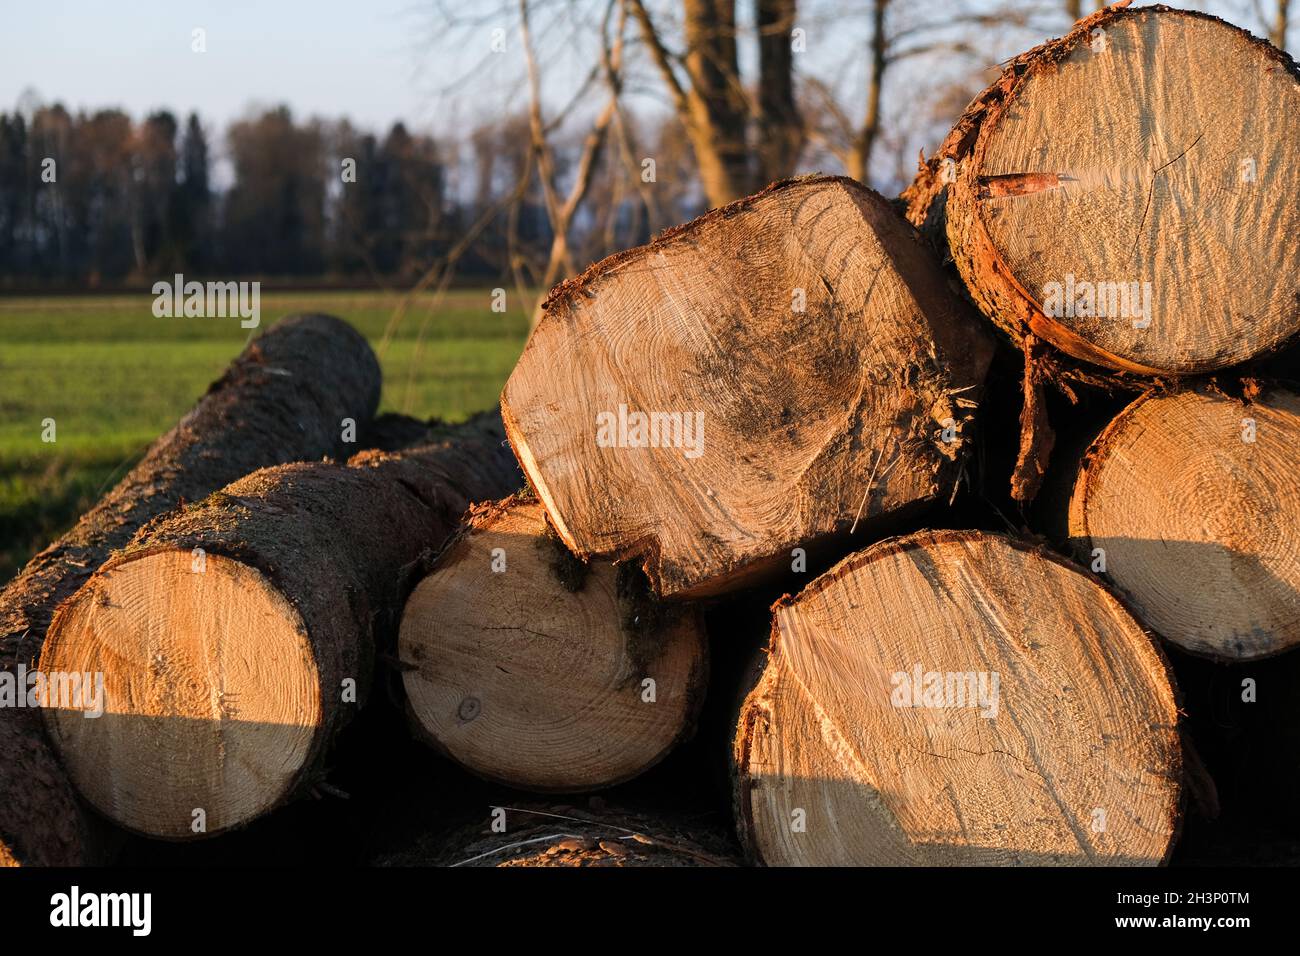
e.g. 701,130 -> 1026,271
629,0 -> 753,205
625,0 -> 809,204
521,0 -> 628,323
848,0 -> 888,183
757,0 -> 804,184
801,0 -> 1051,189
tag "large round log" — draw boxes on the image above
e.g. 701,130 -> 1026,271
903,4 -> 1300,376
733,530 -> 1182,866
41,414 -> 520,840
0,313 -> 380,866
399,496 -> 708,791
503,175 -> 994,600
1069,384 -> 1300,661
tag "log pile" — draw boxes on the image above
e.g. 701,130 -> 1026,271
41,414 -> 520,839
5,3 -> 1300,868
1,313 -> 381,865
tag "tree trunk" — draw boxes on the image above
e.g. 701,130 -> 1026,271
902,4 -> 1300,376
399,496 -> 708,792
629,0 -> 751,207
2,313 -> 380,671
0,312 -> 380,867
380,803 -> 737,866
503,176 -> 994,600
732,530 -> 1182,866
756,0 -> 802,184
41,414 -> 521,840
846,0 -> 888,185
1068,384 -> 1300,661
682,0 -> 750,203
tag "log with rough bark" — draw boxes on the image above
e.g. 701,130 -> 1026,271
503,175 -> 994,600
41,413 -> 520,840
0,712 -> 88,867
379,804 -> 737,867
733,530 -> 1182,866
1068,384 -> 1300,661
902,3 -> 1300,376
0,312 -> 380,867
399,495 -> 708,792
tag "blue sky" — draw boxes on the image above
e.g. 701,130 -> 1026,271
1,0 -> 437,131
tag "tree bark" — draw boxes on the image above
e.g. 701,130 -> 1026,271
629,0 -> 752,206
1068,383 -> 1300,662
0,312 -> 380,866
902,4 -> 1300,376
41,413 -> 521,840
733,530 -> 1182,866
2,313 -> 381,671
757,0 -> 802,184
399,495 -> 708,791
503,175 -> 994,600
682,0 -> 749,201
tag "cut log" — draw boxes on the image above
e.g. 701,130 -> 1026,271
399,496 -> 708,791
41,413 -> 521,840
0,312 -> 380,867
903,4 -> 1300,376
733,530 -> 1181,866
1068,384 -> 1300,661
2,313 -> 381,671
380,804 -> 737,867
503,175 -> 994,600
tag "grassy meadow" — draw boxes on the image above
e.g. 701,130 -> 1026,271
0,289 -> 532,580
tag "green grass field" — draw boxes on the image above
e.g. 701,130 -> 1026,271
0,289 -> 532,580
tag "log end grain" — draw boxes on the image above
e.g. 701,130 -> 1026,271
503,175 -> 993,600
399,497 -> 707,792
733,530 -> 1182,866
42,550 -> 323,839
1069,385 -> 1300,661
910,5 -> 1300,375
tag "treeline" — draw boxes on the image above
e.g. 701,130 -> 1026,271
0,104 -> 623,286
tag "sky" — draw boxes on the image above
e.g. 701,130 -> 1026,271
2,0 -> 1276,137
0,0 -> 441,133
0,0 -> 1277,187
